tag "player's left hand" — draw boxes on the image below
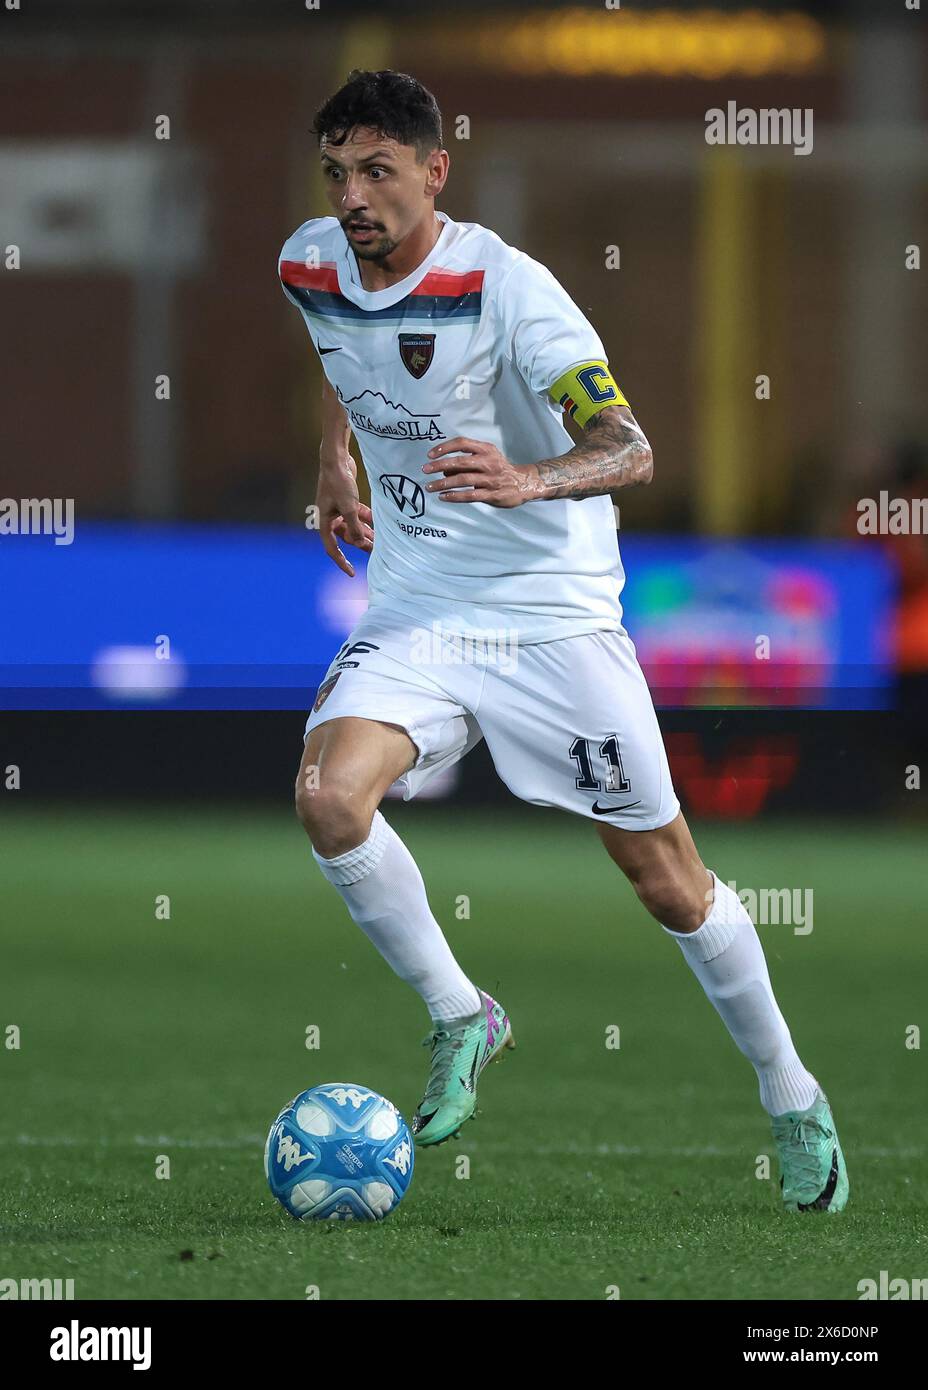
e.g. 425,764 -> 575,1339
423,438 -> 541,508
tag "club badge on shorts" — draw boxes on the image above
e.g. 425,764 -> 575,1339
398,333 -> 435,379
312,673 -> 340,712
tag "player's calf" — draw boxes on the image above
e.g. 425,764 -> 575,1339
599,816 -> 842,1182
597,812 -> 711,932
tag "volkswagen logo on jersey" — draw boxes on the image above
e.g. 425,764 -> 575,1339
398,333 -> 435,379
380,474 -> 426,518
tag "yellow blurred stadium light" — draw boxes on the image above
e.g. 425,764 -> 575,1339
414,9 -> 827,79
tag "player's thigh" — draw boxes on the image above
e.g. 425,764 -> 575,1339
476,628 -> 680,832
296,716 -> 418,814
301,608 -> 480,815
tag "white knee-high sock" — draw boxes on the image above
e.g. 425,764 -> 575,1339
312,810 -> 482,1024
662,872 -> 819,1116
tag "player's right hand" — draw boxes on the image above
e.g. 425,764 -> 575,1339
317,458 -> 374,577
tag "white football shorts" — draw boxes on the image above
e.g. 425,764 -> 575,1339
304,606 -> 680,832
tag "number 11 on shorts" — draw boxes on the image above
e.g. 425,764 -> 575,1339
568,735 -> 631,793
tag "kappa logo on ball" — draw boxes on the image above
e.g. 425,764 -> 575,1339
276,1130 -> 314,1173
321,1086 -> 378,1108
312,673 -> 340,712
383,1139 -> 412,1175
398,333 -> 435,378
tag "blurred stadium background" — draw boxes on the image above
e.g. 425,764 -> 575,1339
1,0 -> 926,1301
1,0 -> 926,812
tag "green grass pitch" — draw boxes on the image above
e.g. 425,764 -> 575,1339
1,805 -> 924,1300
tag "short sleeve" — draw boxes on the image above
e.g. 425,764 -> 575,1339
278,216 -> 339,312
498,255 -> 606,393
278,244 -> 305,309
496,255 -> 628,425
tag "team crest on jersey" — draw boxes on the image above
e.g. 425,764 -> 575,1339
398,333 -> 435,379
312,673 -> 340,712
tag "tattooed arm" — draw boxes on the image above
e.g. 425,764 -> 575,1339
531,405 -> 652,501
422,405 -> 653,509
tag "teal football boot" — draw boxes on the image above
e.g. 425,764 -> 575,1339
772,1088 -> 849,1213
411,989 -> 514,1146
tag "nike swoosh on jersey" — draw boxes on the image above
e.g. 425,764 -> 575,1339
317,343 -> 342,355
591,800 -> 642,815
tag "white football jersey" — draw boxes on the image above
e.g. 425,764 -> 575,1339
279,211 -> 630,644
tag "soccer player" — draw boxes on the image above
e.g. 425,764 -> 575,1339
279,70 -> 847,1212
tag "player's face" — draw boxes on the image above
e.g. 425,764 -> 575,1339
320,127 -> 445,262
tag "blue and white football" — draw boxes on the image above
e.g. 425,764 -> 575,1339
265,1083 -> 414,1221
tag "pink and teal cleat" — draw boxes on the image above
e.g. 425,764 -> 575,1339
411,989 -> 515,1146
772,1088 -> 849,1213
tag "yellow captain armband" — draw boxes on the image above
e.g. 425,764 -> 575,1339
548,361 -> 628,427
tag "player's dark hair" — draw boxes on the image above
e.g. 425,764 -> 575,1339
311,70 -> 443,162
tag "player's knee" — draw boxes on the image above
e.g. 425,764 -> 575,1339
294,773 -> 372,858
633,868 -> 704,933
633,871 -> 677,925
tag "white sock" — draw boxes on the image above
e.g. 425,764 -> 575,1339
662,872 -> 819,1116
312,810 -> 482,1023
